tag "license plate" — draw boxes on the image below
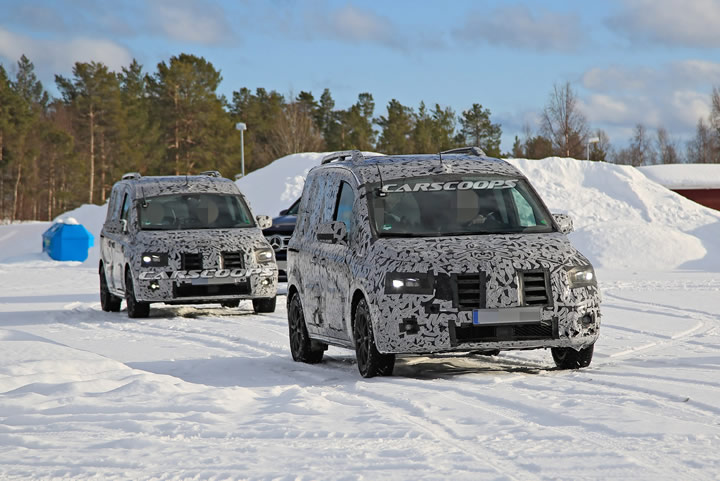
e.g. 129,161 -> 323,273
472,307 -> 542,325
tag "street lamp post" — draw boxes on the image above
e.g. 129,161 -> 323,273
236,122 -> 247,177
587,136 -> 600,161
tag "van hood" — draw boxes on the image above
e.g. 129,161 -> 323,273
132,228 -> 268,253
370,233 -> 591,274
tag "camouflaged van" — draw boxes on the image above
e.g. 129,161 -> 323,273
286,148 -> 601,377
100,172 -> 278,318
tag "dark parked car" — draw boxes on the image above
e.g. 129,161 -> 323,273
263,199 -> 299,281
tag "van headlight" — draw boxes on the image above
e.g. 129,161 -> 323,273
567,265 -> 597,288
254,247 -> 274,264
385,272 -> 434,294
141,253 -> 168,267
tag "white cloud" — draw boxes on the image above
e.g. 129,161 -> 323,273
151,0 -> 234,45
453,5 -> 584,52
0,27 -> 132,73
579,61 -> 717,136
671,90 -> 711,127
582,66 -> 654,92
607,0 -> 720,48
670,60 -> 720,86
302,4 -> 439,51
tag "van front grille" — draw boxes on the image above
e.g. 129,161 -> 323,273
174,283 -> 249,298
520,271 -> 550,306
455,273 -> 485,310
222,252 -> 244,269
455,323 -> 554,343
182,253 -> 203,271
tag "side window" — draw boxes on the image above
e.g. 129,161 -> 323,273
120,193 -> 131,222
511,188 -> 537,227
333,181 -> 355,235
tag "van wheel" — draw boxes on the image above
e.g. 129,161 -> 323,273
253,296 -> 276,313
551,344 -> 594,369
125,270 -> 150,318
354,298 -> 395,378
288,293 -> 324,363
99,266 -> 121,312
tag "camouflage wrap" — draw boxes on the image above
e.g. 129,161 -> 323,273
288,153 -> 600,354
101,175 -> 277,305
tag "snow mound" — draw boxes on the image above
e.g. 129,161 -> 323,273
2,156 -> 719,272
638,163 -> 720,190
508,158 -> 720,271
235,152 -> 381,216
235,152 -> 325,216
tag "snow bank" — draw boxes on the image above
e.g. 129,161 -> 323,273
2,155 -> 719,272
235,152 -> 324,216
235,151 -> 381,216
638,164 -> 720,190
508,158 -> 720,271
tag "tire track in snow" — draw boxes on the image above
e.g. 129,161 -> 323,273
384,377 -> 711,480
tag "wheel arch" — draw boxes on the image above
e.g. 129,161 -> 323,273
350,288 -> 367,332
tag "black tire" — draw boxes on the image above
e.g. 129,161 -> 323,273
552,344 -> 594,369
287,293 -> 324,363
221,300 -> 240,308
99,265 -> 121,312
253,296 -> 276,313
353,298 -> 395,378
125,270 -> 150,318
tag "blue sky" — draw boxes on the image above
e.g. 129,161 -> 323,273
2,0 -> 720,152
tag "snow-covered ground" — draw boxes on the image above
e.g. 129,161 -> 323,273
1,157 -> 719,480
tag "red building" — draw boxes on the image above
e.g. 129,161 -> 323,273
638,164 -> 720,211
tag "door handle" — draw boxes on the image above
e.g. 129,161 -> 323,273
319,257 -> 327,267
311,255 -> 318,265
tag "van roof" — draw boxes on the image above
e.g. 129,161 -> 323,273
316,152 -> 524,184
117,175 -> 241,198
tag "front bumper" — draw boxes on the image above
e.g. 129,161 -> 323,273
133,266 -> 278,303
372,297 -> 601,354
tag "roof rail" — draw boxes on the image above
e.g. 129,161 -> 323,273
199,170 -> 222,177
440,146 -> 486,157
122,172 -> 141,180
321,150 -> 365,165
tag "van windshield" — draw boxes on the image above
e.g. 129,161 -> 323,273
368,175 -> 555,237
138,193 -> 254,230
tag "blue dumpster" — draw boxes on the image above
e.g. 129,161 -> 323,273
42,219 -> 94,262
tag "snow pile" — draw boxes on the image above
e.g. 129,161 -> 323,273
235,152 -> 324,216
235,154 -> 720,272
235,151 -> 381,216
638,164 -> 720,190
508,158 -> 720,271
2,155 -> 719,272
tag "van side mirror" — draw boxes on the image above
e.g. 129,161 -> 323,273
279,209 -> 289,216
553,213 -> 574,234
120,219 -> 128,233
256,215 -> 272,230
317,221 -> 348,246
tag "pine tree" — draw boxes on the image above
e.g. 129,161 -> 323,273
231,87 -> 285,171
376,99 -> 414,154
459,103 -> 502,156
118,59 -> 162,175
149,54 -> 232,175
56,61 -> 122,203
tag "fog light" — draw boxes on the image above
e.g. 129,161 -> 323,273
149,282 -> 160,291
581,314 -> 594,326
261,278 -> 272,286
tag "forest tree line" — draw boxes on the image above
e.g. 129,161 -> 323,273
0,53 -> 718,221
